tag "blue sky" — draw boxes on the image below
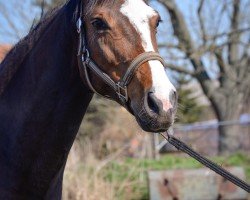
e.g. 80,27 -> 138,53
0,0 -> 232,82
0,0 -> 195,44
1,0 -> 248,81
0,0 -> 41,44
1,0 -> 248,46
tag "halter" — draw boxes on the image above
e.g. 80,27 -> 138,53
76,9 -> 166,107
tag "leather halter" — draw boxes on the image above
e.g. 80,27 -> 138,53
76,12 -> 166,107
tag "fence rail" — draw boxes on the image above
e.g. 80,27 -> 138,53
155,114 -> 250,156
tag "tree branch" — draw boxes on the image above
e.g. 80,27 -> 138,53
158,0 -> 194,54
228,0 -> 240,65
202,27 -> 250,43
0,6 -> 22,39
214,49 -> 237,84
158,0 -> 214,96
166,63 -> 196,76
158,43 -> 180,49
198,0 -> 206,44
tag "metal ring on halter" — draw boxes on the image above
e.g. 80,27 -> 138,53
81,49 -> 90,62
116,82 -> 128,102
76,18 -> 82,33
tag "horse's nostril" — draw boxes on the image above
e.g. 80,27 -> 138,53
147,92 -> 160,114
170,90 -> 177,107
145,90 -> 177,116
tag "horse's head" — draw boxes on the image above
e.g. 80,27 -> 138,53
79,0 -> 177,132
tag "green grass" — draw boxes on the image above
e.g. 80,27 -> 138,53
101,152 -> 250,200
213,152 -> 250,181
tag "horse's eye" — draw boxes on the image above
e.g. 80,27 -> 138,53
91,18 -> 109,31
156,18 -> 162,29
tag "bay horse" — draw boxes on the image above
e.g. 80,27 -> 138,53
0,0 -> 177,199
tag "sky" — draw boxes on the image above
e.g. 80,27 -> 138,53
0,0 -> 195,44
0,0 -> 41,44
1,0 -> 249,81
1,0 -> 249,45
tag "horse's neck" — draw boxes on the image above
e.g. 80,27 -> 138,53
0,5 -> 93,198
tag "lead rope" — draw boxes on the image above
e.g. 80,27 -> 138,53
160,132 -> 250,193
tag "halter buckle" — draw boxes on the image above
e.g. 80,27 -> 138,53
81,49 -> 90,62
76,18 -> 82,33
116,83 -> 128,102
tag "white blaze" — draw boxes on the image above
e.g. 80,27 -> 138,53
120,0 -> 155,51
120,0 -> 176,110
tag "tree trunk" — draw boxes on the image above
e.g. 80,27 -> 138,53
211,92 -> 244,155
218,116 -> 241,155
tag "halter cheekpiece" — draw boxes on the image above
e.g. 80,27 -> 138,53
76,5 -> 166,107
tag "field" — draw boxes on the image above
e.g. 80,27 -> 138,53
62,146 -> 250,200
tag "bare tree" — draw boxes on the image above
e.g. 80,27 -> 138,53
156,0 -> 250,153
0,0 -> 40,43
33,0 -> 65,14
0,0 -> 65,44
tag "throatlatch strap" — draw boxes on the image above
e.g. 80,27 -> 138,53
85,58 -> 117,91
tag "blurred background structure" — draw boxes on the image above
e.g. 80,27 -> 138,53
0,0 -> 249,199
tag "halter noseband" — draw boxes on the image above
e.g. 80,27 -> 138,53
76,14 -> 166,107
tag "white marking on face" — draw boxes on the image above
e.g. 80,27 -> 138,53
120,0 -> 176,110
149,60 -> 176,110
120,0 -> 156,51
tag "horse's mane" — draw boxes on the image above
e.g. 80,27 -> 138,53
0,7 -> 62,95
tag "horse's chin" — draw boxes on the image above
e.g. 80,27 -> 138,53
136,116 -> 173,132
132,107 -> 174,133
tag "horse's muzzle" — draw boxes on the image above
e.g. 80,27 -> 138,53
134,90 -> 177,132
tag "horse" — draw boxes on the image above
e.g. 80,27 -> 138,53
0,0 -> 177,199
